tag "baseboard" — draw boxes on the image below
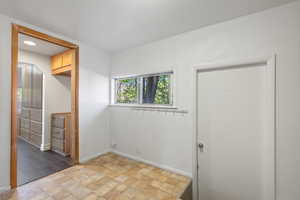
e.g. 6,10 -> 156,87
79,149 -> 110,163
112,150 -> 192,178
78,149 -> 192,177
18,136 -> 41,149
40,143 -> 51,151
0,186 -> 11,193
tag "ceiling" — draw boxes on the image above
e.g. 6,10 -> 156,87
19,34 -> 68,56
0,0 -> 297,52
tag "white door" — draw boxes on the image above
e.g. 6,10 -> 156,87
197,62 -> 275,200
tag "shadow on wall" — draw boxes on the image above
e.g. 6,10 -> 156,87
55,76 -> 71,90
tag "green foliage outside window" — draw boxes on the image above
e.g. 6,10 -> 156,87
116,78 -> 137,103
153,75 -> 170,104
143,75 -> 170,104
115,73 -> 171,105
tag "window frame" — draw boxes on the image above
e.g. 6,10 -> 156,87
113,76 -> 139,104
111,71 -> 174,108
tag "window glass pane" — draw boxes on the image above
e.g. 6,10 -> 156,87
115,78 -> 138,104
143,74 -> 170,104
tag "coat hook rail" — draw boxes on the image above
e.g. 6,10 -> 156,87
131,107 -> 188,114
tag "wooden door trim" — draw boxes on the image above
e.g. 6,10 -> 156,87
11,24 -> 80,188
192,55 -> 277,200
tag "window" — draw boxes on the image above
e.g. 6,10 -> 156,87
113,72 -> 173,106
115,77 -> 138,104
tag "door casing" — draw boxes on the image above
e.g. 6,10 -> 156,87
11,24 -> 80,188
192,55 -> 277,200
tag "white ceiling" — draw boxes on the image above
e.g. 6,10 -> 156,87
0,0 -> 297,52
19,34 -> 68,56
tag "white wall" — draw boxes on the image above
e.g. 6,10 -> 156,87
111,2 -> 300,199
79,43 -> 111,162
0,14 -> 111,190
18,50 -> 71,150
0,14 -> 12,192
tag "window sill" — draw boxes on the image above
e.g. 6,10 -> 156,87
109,104 -> 178,110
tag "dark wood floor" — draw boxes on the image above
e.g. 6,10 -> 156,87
17,138 -> 72,186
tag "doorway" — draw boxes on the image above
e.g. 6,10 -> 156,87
194,57 -> 276,200
11,24 -> 79,188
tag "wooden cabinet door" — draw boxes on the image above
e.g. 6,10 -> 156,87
52,54 -> 62,70
62,50 -> 74,67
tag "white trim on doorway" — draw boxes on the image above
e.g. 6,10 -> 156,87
40,143 -> 50,151
192,55 -> 277,200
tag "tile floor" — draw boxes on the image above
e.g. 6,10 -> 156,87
17,138 -> 72,186
0,153 -> 191,200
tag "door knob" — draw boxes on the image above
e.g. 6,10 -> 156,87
198,142 -> 204,149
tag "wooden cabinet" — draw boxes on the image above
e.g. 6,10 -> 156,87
51,49 -> 75,76
51,113 -> 71,156
62,50 -> 73,67
52,54 -> 62,71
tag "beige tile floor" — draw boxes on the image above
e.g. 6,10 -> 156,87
0,153 -> 191,200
